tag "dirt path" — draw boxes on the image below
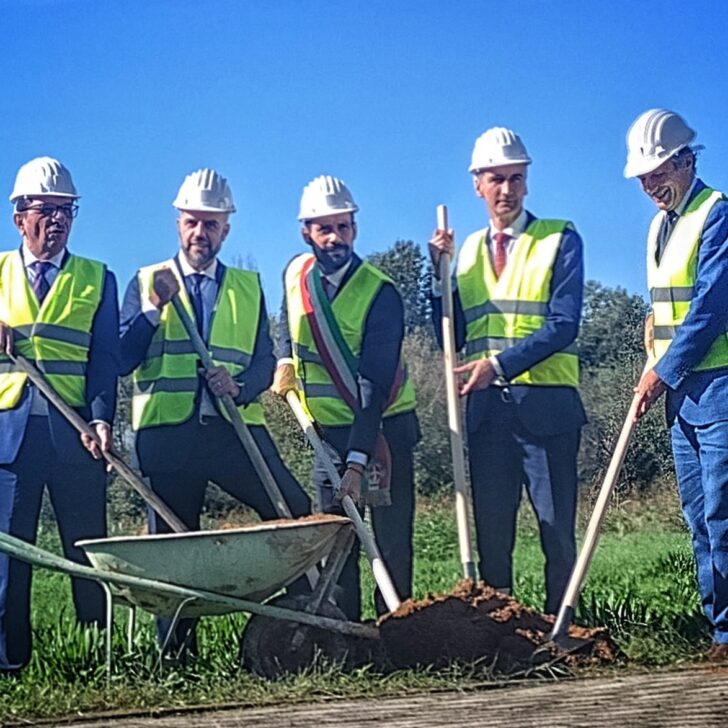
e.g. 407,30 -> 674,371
50,666 -> 728,727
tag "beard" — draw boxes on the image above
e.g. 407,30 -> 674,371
312,243 -> 352,275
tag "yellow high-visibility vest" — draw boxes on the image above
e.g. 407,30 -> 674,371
456,219 -> 579,386
647,186 -> 728,369
0,250 -> 105,409
285,253 -> 416,426
132,260 -> 265,429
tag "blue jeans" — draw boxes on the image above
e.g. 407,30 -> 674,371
671,416 -> 728,644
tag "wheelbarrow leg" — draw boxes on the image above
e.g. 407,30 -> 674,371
290,528 -> 356,652
306,527 -> 356,615
127,606 -> 136,654
100,581 -> 114,682
155,597 -> 196,672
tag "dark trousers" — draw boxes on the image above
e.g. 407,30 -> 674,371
316,415 -> 417,621
468,400 -> 580,614
143,419 -> 312,654
0,416 -> 107,671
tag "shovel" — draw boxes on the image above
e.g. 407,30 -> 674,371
285,390 -> 402,613
7,352 -> 186,533
169,294 -> 318,588
436,204 -> 477,579
550,361 -> 650,643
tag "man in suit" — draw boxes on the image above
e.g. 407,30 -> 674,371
0,157 -> 118,673
119,168 -> 310,656
272,175 -> 420,620
429,128 -> 586,614
626,109 -> 728,662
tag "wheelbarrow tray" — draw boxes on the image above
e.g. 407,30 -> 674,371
76,515 -> 351,617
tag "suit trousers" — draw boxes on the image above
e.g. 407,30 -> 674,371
671,416 -> 728,644
142,418 -> 312,655
467,396 -> 580,614
315,414 -> 417,621
0,416 -> 107,671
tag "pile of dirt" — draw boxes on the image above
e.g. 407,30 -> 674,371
377,580 -> 618,674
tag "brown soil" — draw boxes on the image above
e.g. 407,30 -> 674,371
218,513 -> 347,529
377,580 -> 618,674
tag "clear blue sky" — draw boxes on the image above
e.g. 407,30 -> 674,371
2,0 -> 727,308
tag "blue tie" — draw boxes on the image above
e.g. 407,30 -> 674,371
189,274 -> 206,339
30,261 -> 52,303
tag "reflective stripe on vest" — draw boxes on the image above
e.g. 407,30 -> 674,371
0,251 -> 105,408
285,253 -> 416,426
132,260 -> 265,429
647,187 -> 728,369
456,219 -> 579,387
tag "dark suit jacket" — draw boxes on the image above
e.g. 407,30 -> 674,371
431,212 -> 587,437
119,254 -> 276,472
652,179 -> 728,426
278,253 -> 416,456
0,250 -> 119,464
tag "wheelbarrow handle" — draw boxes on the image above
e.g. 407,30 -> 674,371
8,352 -> 187,533
285,390 -> 402,613
437,204 -> 477,580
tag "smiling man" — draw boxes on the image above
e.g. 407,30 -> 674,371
0,157 -> 119,674
429,128 -> 586,614
625,109 -> 728,662
119,169 -> 311,658
272,175 -> 419,621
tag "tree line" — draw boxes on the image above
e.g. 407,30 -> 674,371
98,240 -> 673,525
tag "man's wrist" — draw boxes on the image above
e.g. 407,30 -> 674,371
346,462 -> 365,475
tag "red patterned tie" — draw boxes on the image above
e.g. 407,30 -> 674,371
492,232 -> 510,279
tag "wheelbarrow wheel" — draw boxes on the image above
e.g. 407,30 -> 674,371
240,594 -> 351,678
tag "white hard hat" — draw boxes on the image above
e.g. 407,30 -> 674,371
298,175 -> 359,221
173,168 -> 236,213
624,109 -> 702,178
10,156 -> 79,203
469,127 -> 532,173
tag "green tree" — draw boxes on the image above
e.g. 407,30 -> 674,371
577,281 -> 673,492
578,280 -> 648,369
368,240 -> 432,332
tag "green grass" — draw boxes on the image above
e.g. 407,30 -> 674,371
0,489 -> 708,722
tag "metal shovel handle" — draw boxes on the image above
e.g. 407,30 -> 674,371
9,352 -> 187,533
437,204 -> 477,580
285,390 -> 402,613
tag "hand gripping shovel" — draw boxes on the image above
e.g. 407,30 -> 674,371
285,390 -> 402,613
170,294 -> 318,588
437,204 -> 477,579
549,361 -> 650,643
7,352 -> 186,533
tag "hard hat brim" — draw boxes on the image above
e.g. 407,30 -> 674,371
624,144 -> 704,178
468,158 -> 532,173
10,191 -> 79,203
173,203 -> 236,214
297,204 -> 359,222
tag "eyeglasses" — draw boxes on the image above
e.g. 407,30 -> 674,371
21,202 -> 79,220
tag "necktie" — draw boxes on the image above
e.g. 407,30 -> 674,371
30,261 -> 52,303
189,273 -> 206,338
322,276 -> 336,301
655,210 -> 679,264
492,232 -> 510,279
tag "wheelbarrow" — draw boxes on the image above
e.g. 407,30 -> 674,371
0,514 -> 377,678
